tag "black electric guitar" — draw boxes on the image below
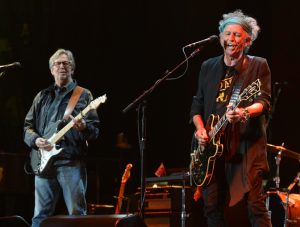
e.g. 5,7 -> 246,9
190,79 -> 261,187
30,94 -> 107,176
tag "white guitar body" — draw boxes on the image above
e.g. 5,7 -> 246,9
39,134 -> 63,174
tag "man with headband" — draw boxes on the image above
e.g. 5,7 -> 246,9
190,10 -> 272,226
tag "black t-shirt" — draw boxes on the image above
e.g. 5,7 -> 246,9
215,65 -> 236,116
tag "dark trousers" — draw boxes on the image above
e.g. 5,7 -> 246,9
202,158 -> 272,227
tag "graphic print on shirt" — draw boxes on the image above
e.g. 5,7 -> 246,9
216,76 -> 233,103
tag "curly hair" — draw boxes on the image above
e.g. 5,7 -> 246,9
218,9 -> 260,43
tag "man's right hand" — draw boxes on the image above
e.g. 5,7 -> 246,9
195,128 -> 209,147
35,138 -> 53,151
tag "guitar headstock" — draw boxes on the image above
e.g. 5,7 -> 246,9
90,94 -> 107,109
239,79 -> 261,102
121,163 -> 133,184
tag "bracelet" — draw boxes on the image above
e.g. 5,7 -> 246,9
240,108 -> 250,123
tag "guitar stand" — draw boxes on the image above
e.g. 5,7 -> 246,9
113,196 -> 131,215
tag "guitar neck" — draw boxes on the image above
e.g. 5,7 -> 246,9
208,115 -> 227,140
209,99 -> 241,140
50,105 -> 92,144
115,183 -> 126,214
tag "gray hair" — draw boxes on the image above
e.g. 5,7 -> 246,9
49,48 -> 76,70
219,9 -> 260,45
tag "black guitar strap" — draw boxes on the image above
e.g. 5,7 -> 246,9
225,56 -> 253,161
228,55 -> 252,106
63,86 -> 84,120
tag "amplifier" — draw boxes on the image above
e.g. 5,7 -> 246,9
142,186 -> 192,212
128,174 -> 197,227
144,192 -> 171,211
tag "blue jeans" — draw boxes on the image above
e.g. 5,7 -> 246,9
32,163 -> 87,227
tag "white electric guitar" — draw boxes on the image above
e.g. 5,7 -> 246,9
30,94 -> 107,176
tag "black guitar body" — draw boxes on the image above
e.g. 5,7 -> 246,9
190,114 -> 224,186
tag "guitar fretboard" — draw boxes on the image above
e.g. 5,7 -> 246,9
50,105 -> 92,144
208,99 -> 242,141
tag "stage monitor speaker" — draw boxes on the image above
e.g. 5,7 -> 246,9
40,214 -> 146,227
0,215 -> 30,227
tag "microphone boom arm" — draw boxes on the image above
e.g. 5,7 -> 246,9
122,48 -> 201,113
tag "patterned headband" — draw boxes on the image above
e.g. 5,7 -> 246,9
219,17 -> 252,35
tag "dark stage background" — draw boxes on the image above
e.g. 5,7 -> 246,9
0,0 -> 299,225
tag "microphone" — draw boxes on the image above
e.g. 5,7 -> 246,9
0,62 -> 21,71
184,35 -> 219,48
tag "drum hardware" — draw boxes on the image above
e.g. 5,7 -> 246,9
267,177 -> 300,227
285,176 -> 300,227
267,143 -> 300,161
266,143 -> 284,213
273,143 -> 284,189
266,187 -> 300,227
266,143 -> 300,226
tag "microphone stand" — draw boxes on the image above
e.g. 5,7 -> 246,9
122,48 -> 202,220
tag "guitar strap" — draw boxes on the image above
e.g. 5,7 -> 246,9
63,86 -> 84,120
228,56 -> 252,105
225,56 -> 253,161
219,56 -> 252,133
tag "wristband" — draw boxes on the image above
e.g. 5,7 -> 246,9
240,108 -> 250,123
